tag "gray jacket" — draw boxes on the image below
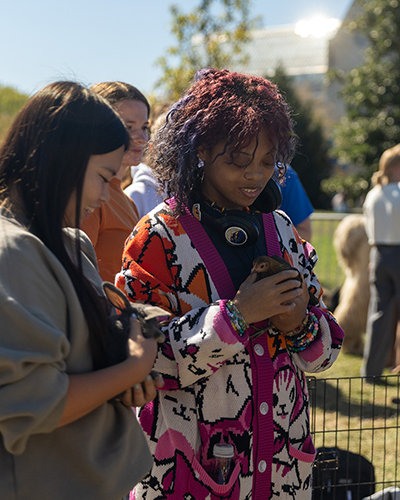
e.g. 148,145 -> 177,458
0,211 -> 152,499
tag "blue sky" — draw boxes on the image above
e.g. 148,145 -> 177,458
1,0 -> 353,97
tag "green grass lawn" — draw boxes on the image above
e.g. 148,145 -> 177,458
310,215 -> 345,292
308,352 -> 400,489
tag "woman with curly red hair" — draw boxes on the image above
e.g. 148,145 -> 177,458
117,69 -> 344,499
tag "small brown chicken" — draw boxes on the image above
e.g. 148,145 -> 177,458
251,255 -> 318,306
251,255 -> 301,282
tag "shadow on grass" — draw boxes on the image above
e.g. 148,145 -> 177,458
307,376 -> 400,420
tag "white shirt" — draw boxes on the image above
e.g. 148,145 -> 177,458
124,163 -> 164,220
363,182 -> 400,245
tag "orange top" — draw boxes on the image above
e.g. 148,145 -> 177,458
80,177 -> 139,283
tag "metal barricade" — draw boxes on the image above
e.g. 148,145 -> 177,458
308,375 -> 400,499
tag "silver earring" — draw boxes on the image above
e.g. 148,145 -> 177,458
198,158 -> 204,169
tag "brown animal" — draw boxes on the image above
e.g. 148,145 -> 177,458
332,214 -> 370,355
252,255 -> 300,280
251,255 -> 318,306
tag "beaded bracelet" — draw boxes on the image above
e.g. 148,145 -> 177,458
285,314 -> 311,338
226,300 -> 249,336
285,313 -> 319,353
284,313 -> 314,340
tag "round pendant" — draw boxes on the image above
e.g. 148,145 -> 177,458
225,226 -> 248,246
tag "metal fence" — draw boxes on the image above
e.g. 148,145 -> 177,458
306,213 -> 400,499
308,375 -> 400,500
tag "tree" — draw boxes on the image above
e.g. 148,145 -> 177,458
268,66 -> 332,209
0,85 -> 29,144
330,0 -> 400,190
155,0 -> 260,101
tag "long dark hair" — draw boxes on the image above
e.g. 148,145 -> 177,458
149,68 -> 297,214
0,81 -> 130,369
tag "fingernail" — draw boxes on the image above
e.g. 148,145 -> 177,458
134,384 -> 141,390
131,313 -> 138,320
157,376 -> 165,386
145,375 -> 151,382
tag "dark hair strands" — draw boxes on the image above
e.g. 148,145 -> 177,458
0,81 -> 130,370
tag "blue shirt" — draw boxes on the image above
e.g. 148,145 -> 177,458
279,166 -> 314,226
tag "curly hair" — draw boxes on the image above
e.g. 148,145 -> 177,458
148,68 -> 297,214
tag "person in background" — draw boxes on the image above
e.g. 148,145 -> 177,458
80,81 -> 150,283
279,165 -> 314,242
362,143 -> 400,381
124,112 -> 167,219
123,160 -> 164,219
331,190 -> 349,213
117,69 -> 344,500
0,81 -> 162,500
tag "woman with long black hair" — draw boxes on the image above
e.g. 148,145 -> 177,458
0,81 -> 161,499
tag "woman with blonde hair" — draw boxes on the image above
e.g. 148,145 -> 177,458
362,143 -> 400,380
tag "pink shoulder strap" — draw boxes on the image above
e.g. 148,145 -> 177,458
263,212 -> 281,256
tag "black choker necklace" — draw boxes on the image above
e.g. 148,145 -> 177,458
192,199 -> 261,247
203,198 -> 257,215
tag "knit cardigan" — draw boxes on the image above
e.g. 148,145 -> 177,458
116,202 -> 344,500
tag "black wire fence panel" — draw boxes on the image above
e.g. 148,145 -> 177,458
308,375 -> 400,500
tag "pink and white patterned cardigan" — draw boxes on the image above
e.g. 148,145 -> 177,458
116,202 -> 344,500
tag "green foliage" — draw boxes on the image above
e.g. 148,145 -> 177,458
268,67 -> 332,209
155,0 -> 260,101
321,174 -> 370,206
0,85 -> 29,144
0,85 -> 29,115
331,0 -> 400,183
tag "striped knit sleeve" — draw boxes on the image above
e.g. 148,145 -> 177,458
116,211 -> 250,389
